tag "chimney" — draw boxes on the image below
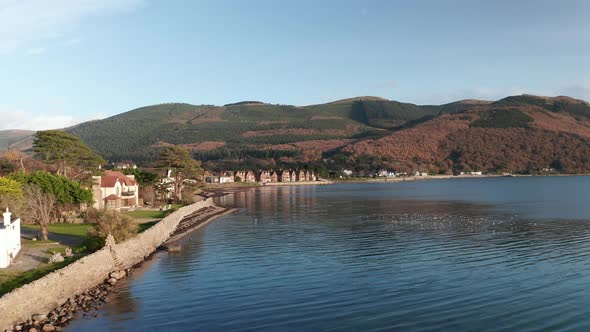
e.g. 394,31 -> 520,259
3,208 -> 11,226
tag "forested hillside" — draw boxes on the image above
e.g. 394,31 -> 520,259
56,94 -> 590,174
68,97 -> 436,166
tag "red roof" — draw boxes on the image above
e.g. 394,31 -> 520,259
105,194 -> 120,201
100,171 -> 137,188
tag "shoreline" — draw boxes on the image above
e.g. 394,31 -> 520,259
0,199 -> 232,332
164,207 -> 238,247
203,173 -> 590,196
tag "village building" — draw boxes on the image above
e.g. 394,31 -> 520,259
92,170 -> 140,210
243,171 -> 257,182
220,171 -> 234,183
296,170 -> 305,182
0,208 -> 21,268
205,176 -> 220,183
279,170 -> 292,182
234,171 -> 247,182
257,171 -> 272,183
212,168 -> 318,184
269,171 -> 279,183
460,171 -> 483,176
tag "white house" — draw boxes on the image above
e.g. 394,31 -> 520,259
0,208 -> 21,268
92,170 -> 140,210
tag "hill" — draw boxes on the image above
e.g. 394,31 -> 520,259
0,130 -> 35,152
339,95 -> 590,174
61,94 -> 590,174
68,98 -> 437,166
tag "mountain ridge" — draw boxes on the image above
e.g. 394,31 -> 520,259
3,94 -> 590,174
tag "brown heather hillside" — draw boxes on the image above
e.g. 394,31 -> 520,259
33,93 -> 588,174
336,95 -> 590,174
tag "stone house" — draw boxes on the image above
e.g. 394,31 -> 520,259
269,171 -> 279,183
235,170 -> 257,183
257,171 -> 272,183
234,171 -> 247,182
279,170 -> 292,182
92,170 -> 140,210
0,209 -> 21,268
296,170 -> 305,182
243,171 -> 256,183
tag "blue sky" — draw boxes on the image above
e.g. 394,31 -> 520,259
1,0 -> 589,130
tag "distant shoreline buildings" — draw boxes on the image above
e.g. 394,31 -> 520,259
205,169 -> 317,184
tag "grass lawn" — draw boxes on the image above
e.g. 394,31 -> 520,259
21,223 -> 94,238
0,257 -> 78,296
2,212 -> 170,296
124,210 -> 170,219
124,204 -> 184,220
138,221 -> 159,233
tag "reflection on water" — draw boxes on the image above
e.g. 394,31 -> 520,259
68,177 -> 590,332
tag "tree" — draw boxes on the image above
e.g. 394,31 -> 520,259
85,209 -> 138,251
3,150 -> 27,172
157,146 -> 202,201
23,185 -> 55,241
10,171 -> 93,222
0,177 -> 24,215
120,168 -> 158,185
0,157 -> 17,176
33,130 -> 105,179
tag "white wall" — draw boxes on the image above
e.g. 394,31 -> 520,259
0,218 -> 21,268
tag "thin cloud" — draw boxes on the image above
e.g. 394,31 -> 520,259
0,109 -> 104,131
0,0 -> 144,53
63,38 -> 81,46
25,47 -> 45,55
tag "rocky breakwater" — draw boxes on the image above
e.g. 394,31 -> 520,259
9,270 -> 130,332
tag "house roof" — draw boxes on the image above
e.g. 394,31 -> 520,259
105,194 -> 120,201
100,171 -> 136,188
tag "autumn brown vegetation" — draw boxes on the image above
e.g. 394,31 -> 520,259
50,94 -> 590,174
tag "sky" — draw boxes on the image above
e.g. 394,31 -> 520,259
1,0 -> 589,130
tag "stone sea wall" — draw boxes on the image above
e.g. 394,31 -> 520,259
0,198 -> 213,331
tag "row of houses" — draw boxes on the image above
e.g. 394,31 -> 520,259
206,170 -> 317,184
342,169 -> 429,178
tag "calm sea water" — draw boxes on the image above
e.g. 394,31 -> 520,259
68,177 -> 590,332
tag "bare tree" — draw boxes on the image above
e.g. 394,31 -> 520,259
23,185 -> 55,240
3,149 -> 27,172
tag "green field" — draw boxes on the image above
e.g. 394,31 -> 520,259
124,204 -> 183,220
22,223 -> 94,237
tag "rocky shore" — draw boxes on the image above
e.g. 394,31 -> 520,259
0,199 -> 217,332
164,206 -> 237,247
8,269 -> 130,332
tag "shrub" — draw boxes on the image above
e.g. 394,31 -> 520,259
84,209 -> 138,251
